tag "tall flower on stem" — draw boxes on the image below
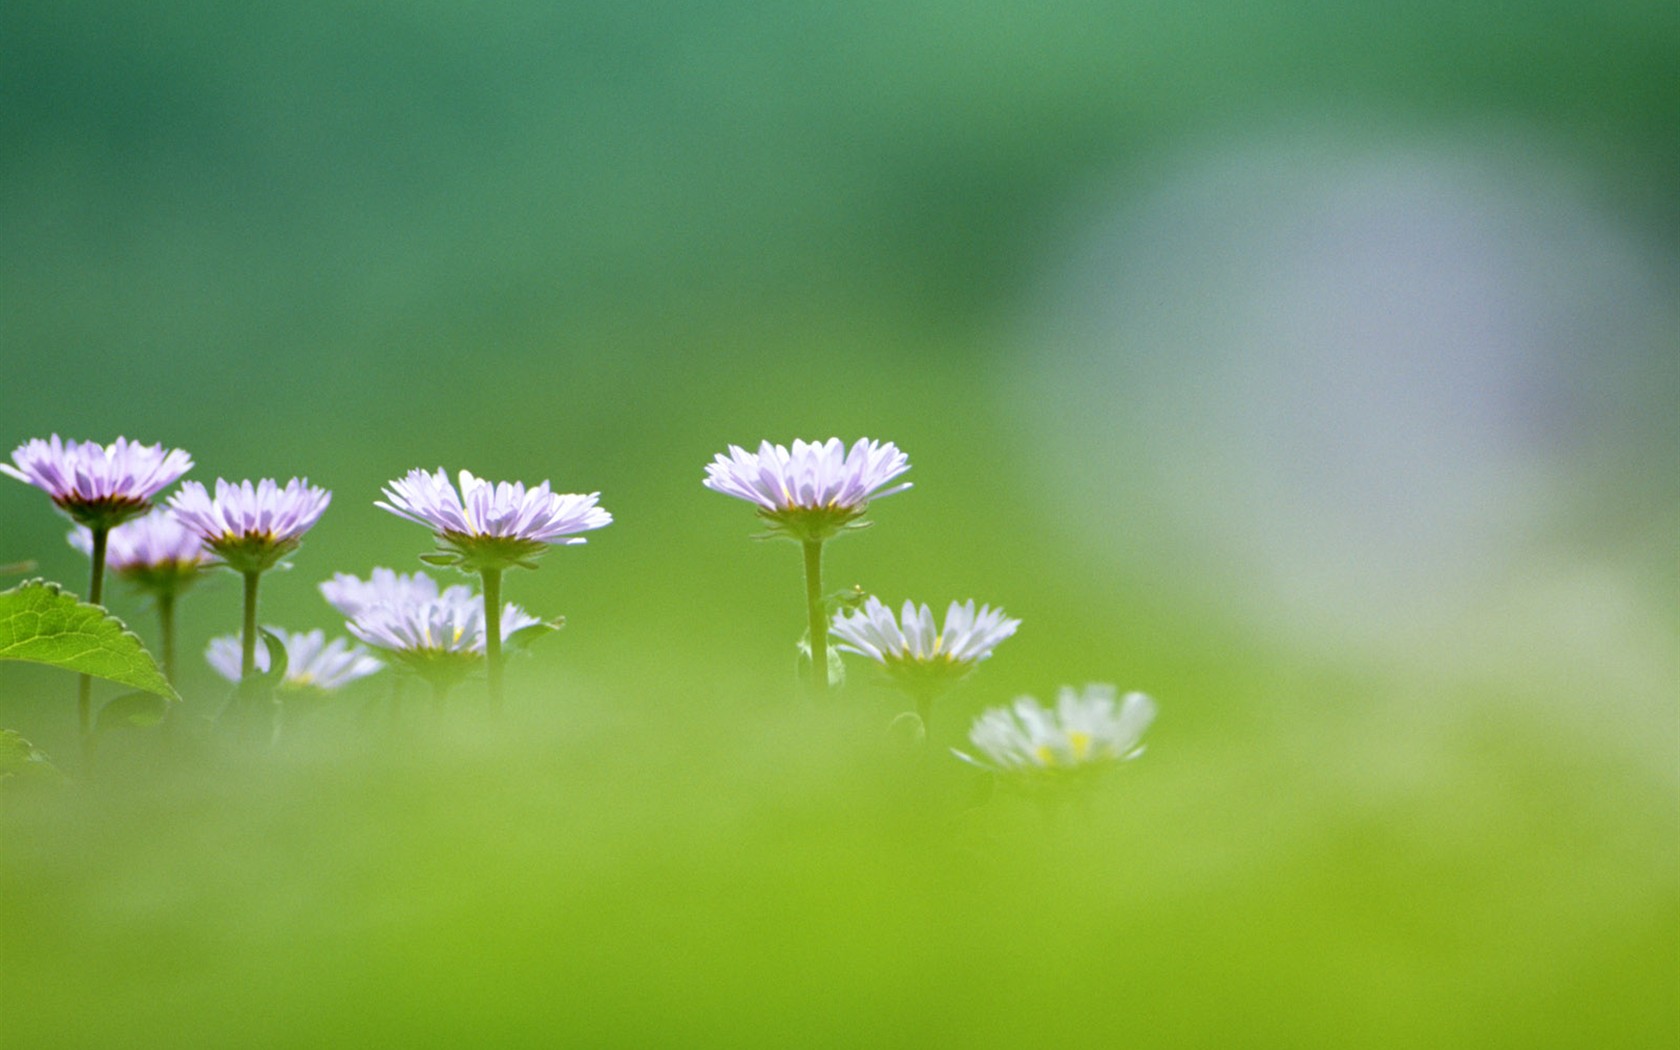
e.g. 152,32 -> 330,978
831,596 -> 1019,731
704,438 -> 911,701
70,508 -> 213,684
3,436 -> 192,749
169,478 -> 331,685
342,580 -> 542,705
376,468 -> 608,712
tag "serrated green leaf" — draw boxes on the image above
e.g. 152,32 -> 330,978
98,691 -> 170,731
0,580 -> 178,702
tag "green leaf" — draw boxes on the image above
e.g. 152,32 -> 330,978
230,629 -> 289,706
505,617 -> 565,654
98,691 -> 170,731
0,580 -> 178,702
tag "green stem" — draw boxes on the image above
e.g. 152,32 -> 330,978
79,525 -> 109,764
240,570 -> 261,679
156,592 -> 177,686
802,539 -> 828,702
388,675 -> 407,727
481,568 -> 504,714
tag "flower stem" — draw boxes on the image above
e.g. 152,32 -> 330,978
802,539 -> 829,701
240,570 -> 261,679
156,592 -> 177,686
78,525 -> 109,763
481,567 -> 504,714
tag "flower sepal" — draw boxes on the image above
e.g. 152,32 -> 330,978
210,534 -> 301,576
425,533 -> 551,574
752,505 -> 872,544
58,496 -> 153,532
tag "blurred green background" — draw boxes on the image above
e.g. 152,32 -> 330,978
2,2 -> 1676,1046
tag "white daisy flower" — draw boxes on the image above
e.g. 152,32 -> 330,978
206,628 -> 382,691
831,597 -> 1019,713
345,585 -> 542,662
961,684 -> 1155,774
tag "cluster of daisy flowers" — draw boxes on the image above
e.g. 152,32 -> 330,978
4,431 -> 1157,787
704,436 -> 1157,779
2,435 -> 611,740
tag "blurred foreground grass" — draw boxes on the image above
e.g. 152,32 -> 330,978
3,632 -> 1673,1048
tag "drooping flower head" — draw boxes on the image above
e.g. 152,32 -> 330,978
344,583 -> 544,687
2,435 -> 193,529
703,438 -> 911,541
168,478 -> 331,574
377,468 -> 612,573
960,684 -> 1155,775
68,508 -> 213,598
319,567 -> 443,618
205,628 -> 383,692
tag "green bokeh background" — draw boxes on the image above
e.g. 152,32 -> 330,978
2,2 -> 1676,1046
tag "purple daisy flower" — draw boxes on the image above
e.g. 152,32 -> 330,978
703,437 -> 911,541
319,567 -> 445,619
376,467 -> 604,711
169,478 -> 331,575
376,467 -> 611,572
69,508 -> 212,584
2,435 -> 192,529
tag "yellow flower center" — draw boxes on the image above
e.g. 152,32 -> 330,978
1068,731 -> 1092,762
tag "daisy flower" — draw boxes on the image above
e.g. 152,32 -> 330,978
69,508 -> 212,595
960,684 -> 1156,775
3,435 -> 192,530
319,567 -> 443,618
169,477 -> 331,682
5,435 -> 192,747
169,478 -> 331,574
376,467 -> 611,572
703,437 -> 910,701
206,628 -> 382,692
70,508 -> 214,683
703,438 -> 910,542
344,585 -> 544,699
831,596 -> 1019,726
376,467 -> 605,711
